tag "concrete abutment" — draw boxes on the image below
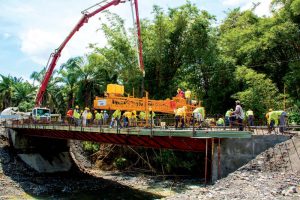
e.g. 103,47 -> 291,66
211,135 -> 290,182
6,128 -> 72,173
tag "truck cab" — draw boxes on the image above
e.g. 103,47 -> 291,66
32,107 -> 51,123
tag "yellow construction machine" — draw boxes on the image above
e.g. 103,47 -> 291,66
93,84 -> 203,119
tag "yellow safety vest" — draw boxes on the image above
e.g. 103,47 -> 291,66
95,113 -> 103,120
139,112 -> 146,119
217,118 -> 224,125
246,110 -> 254,116
175,108 -> 186,118
86,112 -> 93,120
73,110 -> 80,119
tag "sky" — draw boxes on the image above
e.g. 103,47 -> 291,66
0,0 -> 272,81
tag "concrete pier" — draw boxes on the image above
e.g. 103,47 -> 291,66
211,135 -> 290,182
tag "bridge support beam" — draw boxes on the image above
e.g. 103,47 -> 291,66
7,128 -> 72,173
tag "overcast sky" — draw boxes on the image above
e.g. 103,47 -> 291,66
0,0 -> 272,80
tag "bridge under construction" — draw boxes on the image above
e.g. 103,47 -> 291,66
4,119 -> 297,184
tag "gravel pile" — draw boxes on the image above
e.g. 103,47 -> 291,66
167,135 -> 300,200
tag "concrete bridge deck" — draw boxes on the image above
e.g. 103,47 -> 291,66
5,123 -> 252,152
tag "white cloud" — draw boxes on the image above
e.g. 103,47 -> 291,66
222,0 -> 248,6
253,0 -> 272,16
16,1 -> 124,68
20,28 -> 60,65
222,0 -> 272,17
240,0 -> 272,17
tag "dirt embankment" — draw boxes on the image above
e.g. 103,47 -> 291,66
167,134 -> 300,200
0,127 -> 164,199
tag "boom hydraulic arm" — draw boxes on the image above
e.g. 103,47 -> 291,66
35,0 -> 144,106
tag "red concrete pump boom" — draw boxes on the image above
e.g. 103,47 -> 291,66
35,0 -> 144,106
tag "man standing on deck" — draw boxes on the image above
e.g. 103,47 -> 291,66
246,109 -> 254,126
73,106 -> 81,126
233,100 -> 244,131
225,109 -> 233,126
66,108 -> 73,124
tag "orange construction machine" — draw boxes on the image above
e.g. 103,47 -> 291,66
93,84 -> 200,116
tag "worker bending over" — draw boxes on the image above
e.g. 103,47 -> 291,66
175,106 -> 187,129
193,107 -> 205,127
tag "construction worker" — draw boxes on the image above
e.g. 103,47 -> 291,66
103,110 -> 109,125
193,107 -> 205,127
147,107 -> 156,126
225,109 -> 233,126
232,100 -> 244,131
185,89 -> 191,104
268,110 -> 287,133
110,110 -> 122,128
82,107 -> 88,126
139,111 -> 146,125
86,108 -> 93,126
266,108 -> 273,131
279,111 -> 288,133
66,108 -> 73,124
94,110 -> 102,125
246,109 -> 254,126
216,117 -> 225,126
175,106 -> 187,129
35,113 -> 41,124
73,106 -> 81,126
131,110 -> 137,127
123,111 -> 132,127
176,88 -> 184,98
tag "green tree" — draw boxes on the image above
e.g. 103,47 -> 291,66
232,66 -> 284,118
219,8 -> 300,103
0,75 -> 22,110
12,81 -> 35,111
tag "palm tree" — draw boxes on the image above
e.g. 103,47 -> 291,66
57,57 -> 81,109
0,75 -> 17,109
29,68 -> 63,113
12,81 -> 36,110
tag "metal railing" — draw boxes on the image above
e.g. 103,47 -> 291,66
2,115 -> 298,137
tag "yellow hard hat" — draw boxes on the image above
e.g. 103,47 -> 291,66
75,105 -> 79,109
94,110 -> 97,113
269,108 -> 273,112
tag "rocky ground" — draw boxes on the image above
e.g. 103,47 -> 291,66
167,134 -> 300,200
0,125 -> 299,199
0,126 -> 195,199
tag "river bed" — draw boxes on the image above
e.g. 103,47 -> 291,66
0,129 -> 202,199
